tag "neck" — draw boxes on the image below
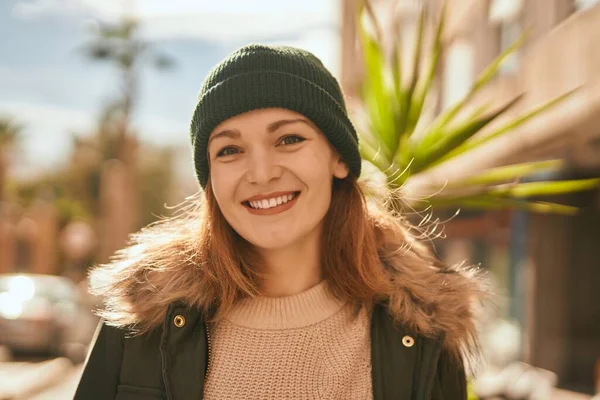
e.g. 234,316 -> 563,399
256,229 -> 322,297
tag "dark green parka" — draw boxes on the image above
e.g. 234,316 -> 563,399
74,259 -> 485,400
75,301 -> 467,400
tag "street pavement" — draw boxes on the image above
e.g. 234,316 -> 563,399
0,358 -> 81,399
26,364 -> 83,400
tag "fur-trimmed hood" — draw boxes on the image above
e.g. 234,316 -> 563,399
90,241 -> 489,370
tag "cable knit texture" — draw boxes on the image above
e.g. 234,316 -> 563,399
203,280 -> 373,399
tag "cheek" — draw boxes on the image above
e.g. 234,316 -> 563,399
290,148 -> 336,185
209,166 -> 239,209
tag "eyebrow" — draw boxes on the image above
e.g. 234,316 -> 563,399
207,118 -> 314,146
267,118 -> 313,133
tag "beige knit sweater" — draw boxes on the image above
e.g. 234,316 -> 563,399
203,280 -> 373,399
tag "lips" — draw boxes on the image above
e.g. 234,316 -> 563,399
243,191 -> 300,207
241,191 -> 301,215
243,191 -> 299,203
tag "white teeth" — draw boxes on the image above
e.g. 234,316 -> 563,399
247,193 -> 298,210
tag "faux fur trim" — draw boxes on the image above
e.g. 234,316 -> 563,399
386,259 -> 489,373
91,251 -> 488,372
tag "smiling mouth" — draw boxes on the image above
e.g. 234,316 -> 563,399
242,191 -> 300,210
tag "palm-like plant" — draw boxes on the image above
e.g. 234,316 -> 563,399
81,17 -> 174,162
355,1 -> 599,215
0,117 -> 22,202
79,15 -> 176,256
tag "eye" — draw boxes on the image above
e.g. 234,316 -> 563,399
279,135 -> 305,146
216,146 -> 240,157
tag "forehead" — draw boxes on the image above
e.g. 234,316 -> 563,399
209,108 -> 312,138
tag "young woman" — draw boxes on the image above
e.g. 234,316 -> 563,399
75,44 -> 487,400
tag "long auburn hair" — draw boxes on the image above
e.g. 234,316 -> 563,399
90,173 -> 486,365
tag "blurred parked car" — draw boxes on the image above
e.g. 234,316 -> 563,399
0,273 -> 98,362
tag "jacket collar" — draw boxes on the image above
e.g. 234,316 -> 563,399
93,255 -> 487,364
159,301 -> 443,400
160,301 -> 207,400
370,301 -> 444,400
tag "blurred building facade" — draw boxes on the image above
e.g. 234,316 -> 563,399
341,0 -> 600,393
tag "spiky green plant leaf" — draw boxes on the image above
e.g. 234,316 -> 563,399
437,88 -> 579,164
359,140 -> 393,173
487,178 -> 600,198
398,5 -> 426,136
449,160 -> 564,186
358,6 -> 397,157
406,0 -> 446,135
429,195 -> 579,215
412,95 -> 523,173
419,31 -> 526,152
354,0 -> 598,215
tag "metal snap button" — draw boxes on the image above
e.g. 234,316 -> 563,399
402,335 -> 415,347
173,314 -> 186,328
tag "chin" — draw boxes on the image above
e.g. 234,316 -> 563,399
245,235 -> 300,251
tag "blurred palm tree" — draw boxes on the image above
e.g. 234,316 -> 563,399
0,117 -> 22,202
80,16 -> 174,163
355,0 -> 599,216
64,103 -> 177,226
78,11 -> 177,258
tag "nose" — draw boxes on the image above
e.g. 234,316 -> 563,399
245,150 -> 282,185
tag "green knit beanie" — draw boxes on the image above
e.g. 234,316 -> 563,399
190,43 -> 361,189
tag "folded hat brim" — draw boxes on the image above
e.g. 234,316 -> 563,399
191,70 -> 361,189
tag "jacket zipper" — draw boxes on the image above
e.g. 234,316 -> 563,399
205,322 -> 212,378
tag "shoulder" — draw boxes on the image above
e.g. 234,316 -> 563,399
363,301 -> 474,373
383,258 -> 489,367
91,318 -> 164,358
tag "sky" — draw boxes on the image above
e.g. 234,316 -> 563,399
0,0 -> 341,179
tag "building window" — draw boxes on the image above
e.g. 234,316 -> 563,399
575,0 -> 600,10
489,0 -> 523,75
443,38 -> 475,109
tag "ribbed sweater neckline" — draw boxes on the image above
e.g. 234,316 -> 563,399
225,279 -> 347,330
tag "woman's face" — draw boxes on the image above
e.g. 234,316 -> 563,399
208,108 -> 349,250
